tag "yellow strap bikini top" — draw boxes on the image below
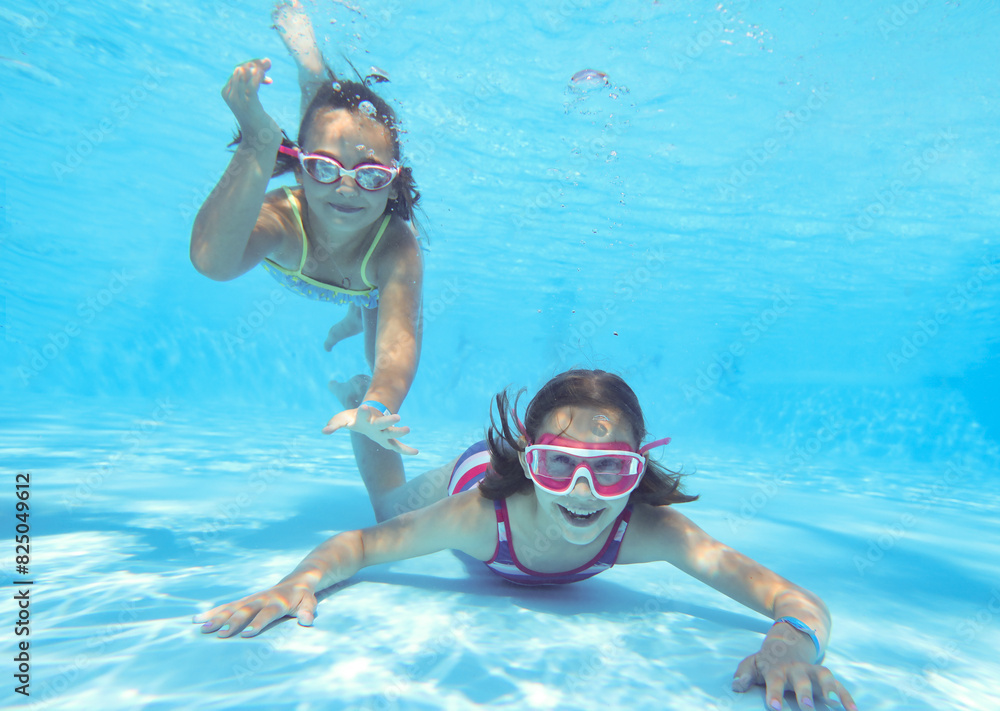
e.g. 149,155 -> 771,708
261,187 -> 390,308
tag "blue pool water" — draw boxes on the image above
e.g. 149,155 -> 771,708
2,1 -> 999,709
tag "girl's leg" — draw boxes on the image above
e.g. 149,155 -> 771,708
272,0 -> 328,116
324,303 -> 364,351
382,458 -> 457,516
329,373 -> 416,522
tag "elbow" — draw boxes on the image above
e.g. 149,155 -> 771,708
189,234 -> 238,282
800,584 -> 828,613
189,248 -> 213,278
814,593 -> 831,624
190,258 -> 233,282
341,529 -> 368,572
774,584 -> 829,622
799,588 -> 832,628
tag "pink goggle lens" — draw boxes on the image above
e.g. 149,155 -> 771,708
525,438 -> 645,499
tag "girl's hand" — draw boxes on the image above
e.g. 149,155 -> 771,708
732,653 -> 858,711
323,406 -> 419,456
221,58 -> 281,141
194,580 -> 317,638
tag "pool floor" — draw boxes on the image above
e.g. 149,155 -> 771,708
3,403 -> 997,710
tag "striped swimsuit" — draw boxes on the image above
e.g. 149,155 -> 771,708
448,441 -> 633,586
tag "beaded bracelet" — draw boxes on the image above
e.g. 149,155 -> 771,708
359,400 -> 391,417
773,616 -> 823,664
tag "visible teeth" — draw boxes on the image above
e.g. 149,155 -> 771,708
562,505 -> 599,516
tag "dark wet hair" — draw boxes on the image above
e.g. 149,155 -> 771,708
479,369 -> 698,506
231,69 -> 420,222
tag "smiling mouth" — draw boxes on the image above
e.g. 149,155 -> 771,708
557,503 -> 604,527
329,203 -> 363,213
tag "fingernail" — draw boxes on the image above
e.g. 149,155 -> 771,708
803,697 -> 814,709
770,700 -> 782,711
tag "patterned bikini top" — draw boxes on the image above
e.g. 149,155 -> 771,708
261,187 -> 388,309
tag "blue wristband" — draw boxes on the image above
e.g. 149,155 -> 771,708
774,616 -> 823,664
359,400 -> 391,416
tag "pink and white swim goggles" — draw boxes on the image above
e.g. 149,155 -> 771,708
278,145 -> 398,191
524,434 -> 671,500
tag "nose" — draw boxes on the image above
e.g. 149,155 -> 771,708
335,174 -> 359,192
568,465 -> 595,496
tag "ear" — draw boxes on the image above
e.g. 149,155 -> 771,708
388,163 -> 404,202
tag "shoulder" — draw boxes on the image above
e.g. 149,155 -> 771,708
255,187 -> 303,262
617,503 -> 710,565
383,213 -> 418,243
441,488 -> 500,561
369,216 -> 422,280
448,487 -> 499,522
261,186 -> 303,227
626,503 -> 693,537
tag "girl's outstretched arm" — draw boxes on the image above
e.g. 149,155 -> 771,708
621,506 -> 858,711
190,59 -> 291,281
194,487 -> 495,638
362,226 -> 423,416
322,224 -> 423,454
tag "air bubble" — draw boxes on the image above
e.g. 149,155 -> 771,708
359,100 -> 377,117
570,69 -> 608,92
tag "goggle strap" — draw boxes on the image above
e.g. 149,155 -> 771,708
277,144 -> 300,158
638,437 -> 671,455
